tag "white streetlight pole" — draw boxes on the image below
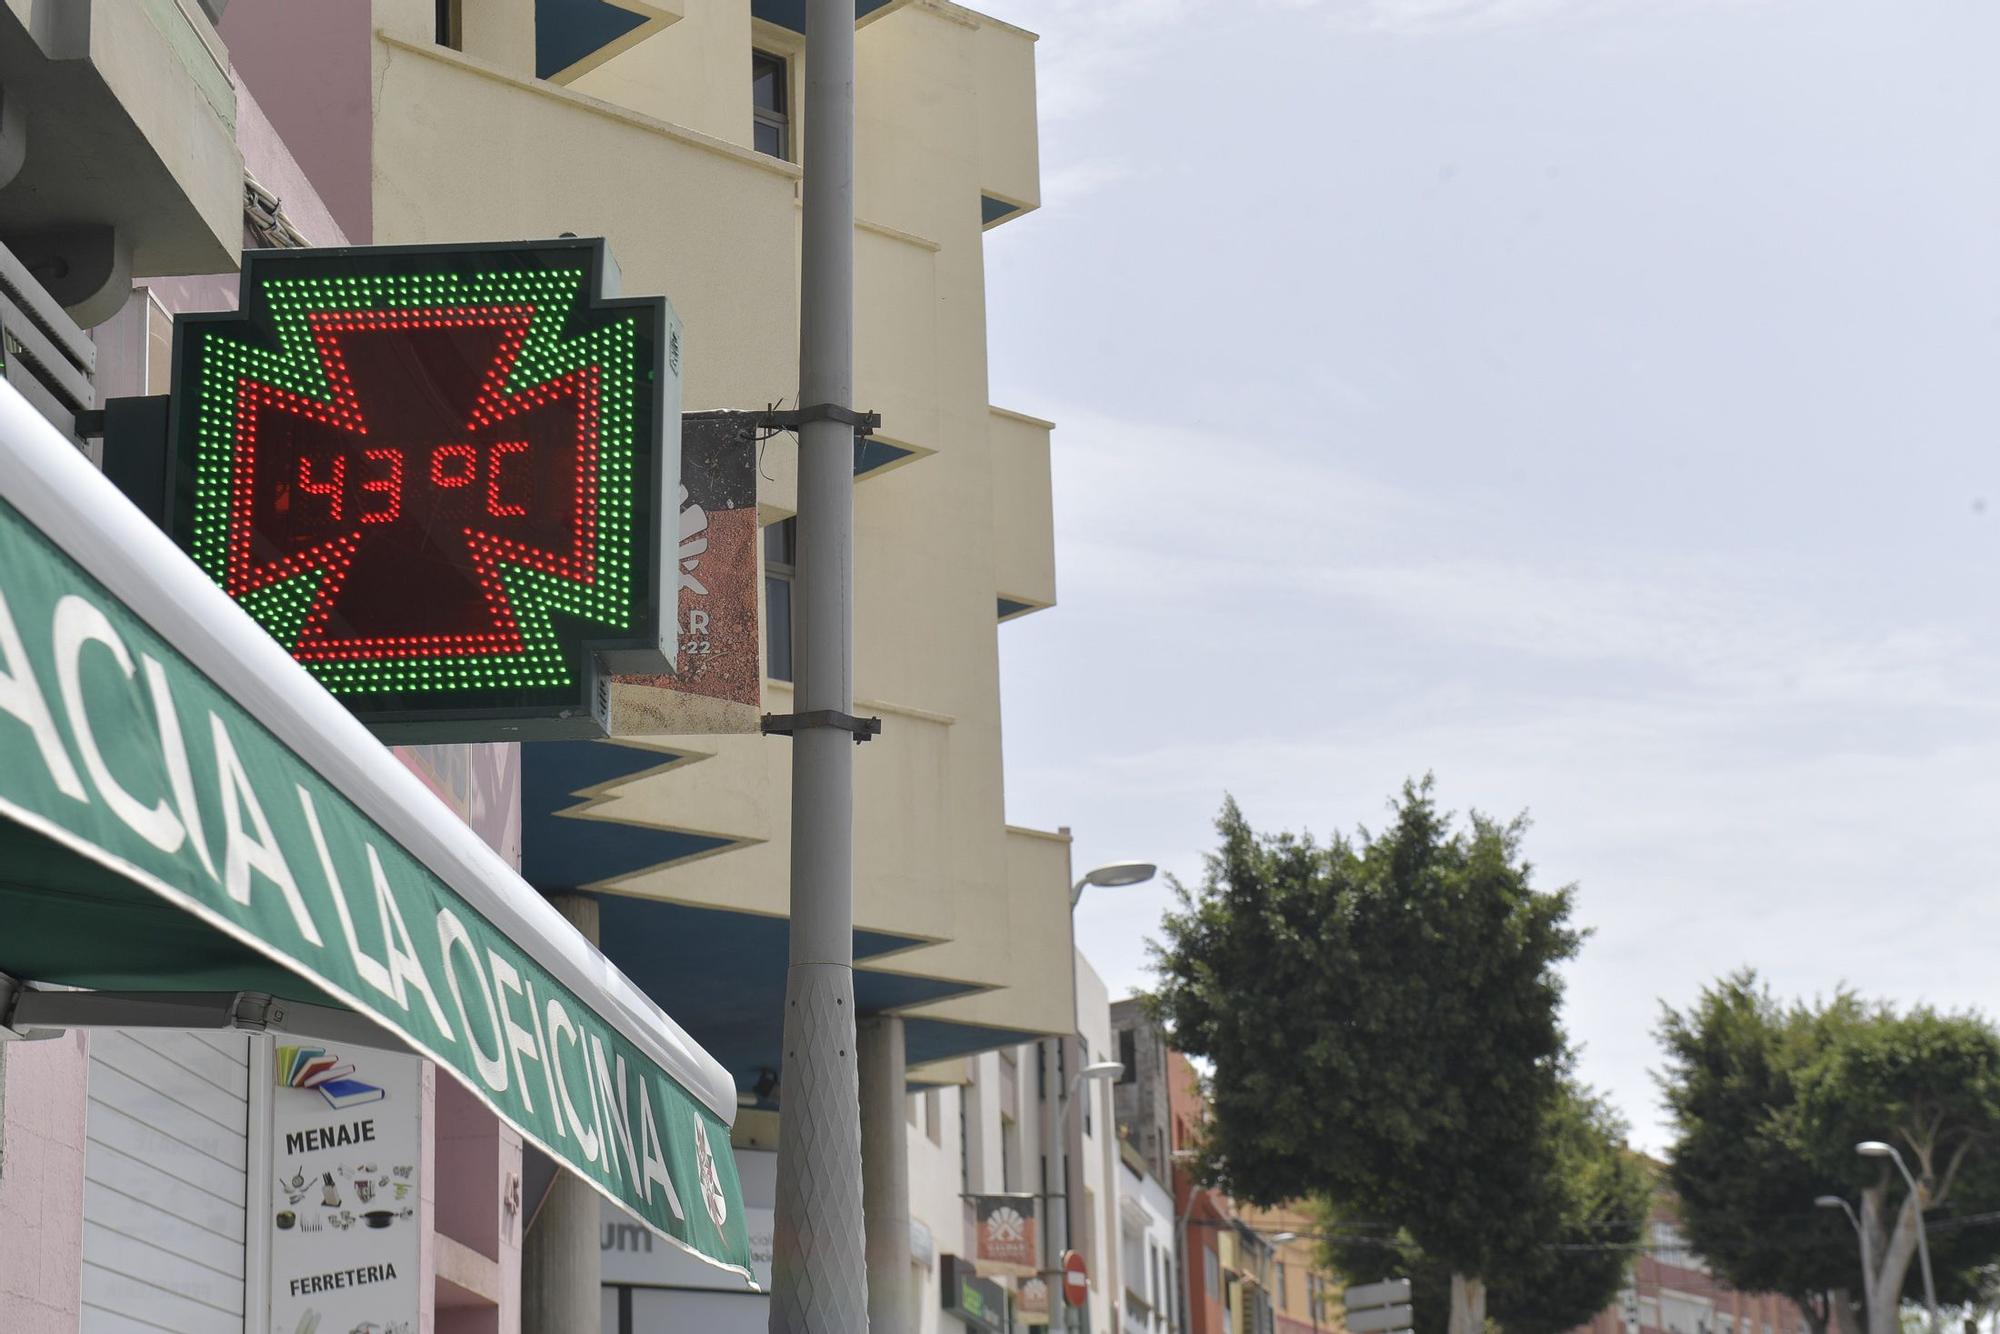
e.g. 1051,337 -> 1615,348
1857,1141 -> 1938,1334
1056,862 -> 1156,1333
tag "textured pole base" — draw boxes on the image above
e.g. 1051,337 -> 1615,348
769,962 -> 868,1332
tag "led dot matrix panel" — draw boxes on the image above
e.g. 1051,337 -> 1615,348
168,238 -> 681,739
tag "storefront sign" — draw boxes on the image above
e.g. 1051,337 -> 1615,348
0,473 -> 748,1276
602,412 -> 761,734
269,1043 -> 421,1333
166,238 -> 681,740
971,1192 -> 1040,1277
1017,1274 -> 1051,1324
942,1255 -> 1008,1334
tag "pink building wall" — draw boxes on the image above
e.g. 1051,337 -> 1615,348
0,1032 -> 89,1333
219,0 -> 375,243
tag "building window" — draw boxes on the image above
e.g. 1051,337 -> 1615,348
764,517 -> 795,681
753,50 -> 790,159
1000,1112 -> 1020,1193
959,1087 -> 972,1190
1118,1028 -> 1137,1083
435,0 -> 461,48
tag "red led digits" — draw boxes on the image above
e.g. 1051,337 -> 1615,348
297,454 -> 346,520
359,448 -> 404,524
431,443 -> 477,488
487,440 -> 529,517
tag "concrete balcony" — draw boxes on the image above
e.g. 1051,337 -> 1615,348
971,11 -> 1039,228
0,0 -> 244,324
991,405 -> 1056,620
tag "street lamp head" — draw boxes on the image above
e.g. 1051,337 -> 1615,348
1081,1060 -> 1125,1082
1080,862 -> 1159,889
1267,1231 -> 1299,1244
1815,1196 -> 1848,1209
1856,1141 -> 1898,1159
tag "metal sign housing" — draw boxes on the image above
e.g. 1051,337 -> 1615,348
166,237 -> 681,740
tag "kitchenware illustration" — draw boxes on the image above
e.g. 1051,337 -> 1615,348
392,1183 -> 410,1200
354,1178 -> 375,1204
293,1310 -> 320,1334
286,1168 -> 308,1193
299,1213 -> 323,1233
329,1211 -> 355,1230
392,1165 -> 412,1179
276,1210 -> 296,1230
320,1172 -> 341,1208
361,1210 -> 396,1229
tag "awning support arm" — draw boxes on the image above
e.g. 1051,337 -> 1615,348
0,974 -> 406,1051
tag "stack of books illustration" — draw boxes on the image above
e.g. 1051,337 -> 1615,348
276,1045 -> 386,1108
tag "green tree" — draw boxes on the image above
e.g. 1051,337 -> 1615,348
1660,975 -> 2000,1334
1316,1081 -> 1650,1334
1153,781 -> 1639,1334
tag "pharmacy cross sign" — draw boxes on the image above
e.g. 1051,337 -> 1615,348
168,239 -> 683,739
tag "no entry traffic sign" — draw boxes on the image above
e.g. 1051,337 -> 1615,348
1062,1249 -> 1088,1308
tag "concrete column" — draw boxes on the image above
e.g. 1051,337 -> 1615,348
523,894 -> 601,1334
860,1014 -> 912,1333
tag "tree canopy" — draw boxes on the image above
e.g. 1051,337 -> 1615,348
1316,1081 -> 1650,1334
1659,974 -> 2000,1334
1152,781 -> 1643,1334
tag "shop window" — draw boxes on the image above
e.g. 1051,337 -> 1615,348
764,517 -> 795,681
753,50 -> 790,159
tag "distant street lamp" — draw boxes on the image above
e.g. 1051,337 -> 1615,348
1057,862 -> 1156,1332
1073,860 -> 1159,906
1816,1195 -> 1872,1321
1856,1141 -> 1938,1334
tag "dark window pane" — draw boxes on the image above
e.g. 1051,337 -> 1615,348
765,574 -> 793,681
754,122 -> 783,158
764,516 -> 796,565
753,52 -> 786,112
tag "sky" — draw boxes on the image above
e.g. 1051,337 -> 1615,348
983,0 -> 2000,1153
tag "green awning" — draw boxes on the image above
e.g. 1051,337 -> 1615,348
0,383 -> 751,1282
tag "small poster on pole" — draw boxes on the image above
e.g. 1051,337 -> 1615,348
971,1194 -> 1040,1277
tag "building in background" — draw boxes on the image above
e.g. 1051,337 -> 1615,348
1112,1004 -> 1337,1334
1567,1186 -> 1811,1334
1118,1143 -> 1179,1334
1235,1203 -> 1337,1334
